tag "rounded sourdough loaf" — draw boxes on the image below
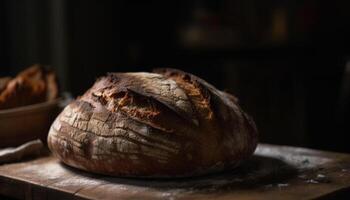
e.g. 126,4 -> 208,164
47,68 -> 258,177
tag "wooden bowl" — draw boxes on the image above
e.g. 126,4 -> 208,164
0,99 -> 60,148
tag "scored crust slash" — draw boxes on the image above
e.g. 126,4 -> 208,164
47,68 -> 258,177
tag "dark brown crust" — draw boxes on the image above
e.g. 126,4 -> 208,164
0,64 -> 59,110
48,69 -> 258,177
154,68 -> 258,165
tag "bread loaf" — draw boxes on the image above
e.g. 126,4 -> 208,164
47,68 -> 258,177
0,64 -> 59,110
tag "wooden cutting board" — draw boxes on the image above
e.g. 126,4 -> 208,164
1,144 -> 350,200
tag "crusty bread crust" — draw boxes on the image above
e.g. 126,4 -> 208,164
0,64 -> 59,110
48,69 -> 258,177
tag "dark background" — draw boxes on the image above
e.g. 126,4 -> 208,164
0,0 -> 349,152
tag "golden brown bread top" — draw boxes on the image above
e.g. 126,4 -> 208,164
0,64 -> 59,110
48,68 -> 258,177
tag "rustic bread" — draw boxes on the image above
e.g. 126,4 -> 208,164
0,64 -> 59,110
47,68 -> 258,177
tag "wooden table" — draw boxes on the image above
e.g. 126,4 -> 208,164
1,144 -> 350,200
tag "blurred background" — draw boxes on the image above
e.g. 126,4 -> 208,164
0,0 -> 349,152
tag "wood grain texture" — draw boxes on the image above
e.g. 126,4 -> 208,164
1,144 -> 350,200
47,69 -> 258,177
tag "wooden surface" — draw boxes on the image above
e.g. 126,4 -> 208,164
0,100 -> 59,148
1,144 -> 350,200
